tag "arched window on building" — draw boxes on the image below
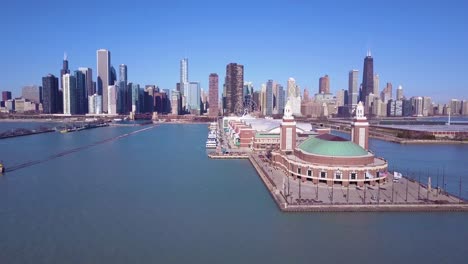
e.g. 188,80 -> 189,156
335,170 -> 342,180
350,171 -> 357,180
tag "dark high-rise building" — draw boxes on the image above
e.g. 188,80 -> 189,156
74,70 -> 86,114
225,63 -> 244,115
78,67 -> 93,113
2,91 -> 12,101
319,75 -> 330,94
60,53 -> 70,91
208,73 -> 219,117
42,74 -> 59,114
110,66 -> 117,86
362,51 -> 374,102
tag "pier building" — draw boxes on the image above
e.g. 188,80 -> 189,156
272,101 -> 388,187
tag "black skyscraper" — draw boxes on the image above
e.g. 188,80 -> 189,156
60,53 -> 70,91
42,74 -> 59,114
74,70 -> 86,114
362,51 -> 374,103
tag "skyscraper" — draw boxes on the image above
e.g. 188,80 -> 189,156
225,63 -> 244,115
381,82 -> 393,103
180,58 -> 188,84
2,91 -> 12,102
118,64 -> 128,114
303,88 -> 310,102
348,70 -> 359,108
97,49 -> 111,113
42,74 -> 59,114
319,75 -> 330,94
362,51 -> 374,101
277,84 -> 285,114
373,74 -> 380,95
187,82 -> 201,115
78,67 -> 93,113
60,53 -> 70,91
74,70 -> 86,114
396,85 -> 404,100
62,73 -> 77,115
21,85 -> 40,103
108,85 -> 117,114
208,73 -> 219,117
286,77 -> 301,115
265,80 -> 274,116
131,83 -> 140,113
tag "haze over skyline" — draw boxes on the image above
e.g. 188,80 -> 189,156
1,0 -> 467,103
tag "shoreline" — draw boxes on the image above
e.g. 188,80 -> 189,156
334,129 -> 468,145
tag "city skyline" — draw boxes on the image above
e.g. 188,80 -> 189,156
1,1 -> 467,103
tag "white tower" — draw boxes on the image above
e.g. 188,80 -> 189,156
280,100 -> 297,152
351,101 -> 369,150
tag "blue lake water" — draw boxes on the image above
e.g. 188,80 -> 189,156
0,123 -> 467,263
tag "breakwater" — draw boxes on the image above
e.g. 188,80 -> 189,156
4,125 -> 156,173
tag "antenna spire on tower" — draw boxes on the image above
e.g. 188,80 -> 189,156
64,52 -> 68,61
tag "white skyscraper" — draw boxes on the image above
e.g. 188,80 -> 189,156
88,94 -> 102,114
373,74 -> 380,96
62,73 -> 76,115
286,77 -> 301,115
108,85 -> 117,115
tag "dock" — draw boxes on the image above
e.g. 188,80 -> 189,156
208,153 -> 249,159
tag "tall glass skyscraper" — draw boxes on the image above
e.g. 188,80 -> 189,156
187,82 -> 200,115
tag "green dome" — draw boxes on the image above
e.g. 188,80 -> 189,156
298,134 -> 368,157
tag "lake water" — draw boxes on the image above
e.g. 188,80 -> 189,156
0,123 -> 467,263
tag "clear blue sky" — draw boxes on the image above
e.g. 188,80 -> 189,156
1,0 -> 467,103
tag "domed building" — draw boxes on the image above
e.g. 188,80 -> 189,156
272,101 -> 388,187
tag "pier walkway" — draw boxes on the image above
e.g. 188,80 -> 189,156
247,153 -> 468,212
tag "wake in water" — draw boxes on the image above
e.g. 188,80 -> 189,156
5,125 -> 156,173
